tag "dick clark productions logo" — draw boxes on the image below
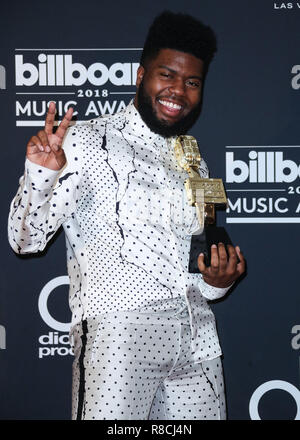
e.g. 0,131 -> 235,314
38,276 -> 73,359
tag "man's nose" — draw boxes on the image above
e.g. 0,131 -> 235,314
168,78 -> 186,96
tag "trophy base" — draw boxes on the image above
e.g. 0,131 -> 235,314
188,226 -> 236,273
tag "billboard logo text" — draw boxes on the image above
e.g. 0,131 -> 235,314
15,54 -> 139,87
226,151 -> 300,183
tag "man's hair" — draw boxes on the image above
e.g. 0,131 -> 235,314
140,11 -> 217,74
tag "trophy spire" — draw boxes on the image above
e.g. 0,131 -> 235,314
174,136 -> 227,229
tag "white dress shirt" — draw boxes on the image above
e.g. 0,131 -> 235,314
8,100 -> 230,362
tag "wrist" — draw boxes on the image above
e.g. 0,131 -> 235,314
25,158 -> 61,190
202,276 -> 233,289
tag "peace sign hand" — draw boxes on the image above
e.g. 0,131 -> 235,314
26,102 -> 74,171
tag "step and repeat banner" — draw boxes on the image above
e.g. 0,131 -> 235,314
0,0 -> 299,420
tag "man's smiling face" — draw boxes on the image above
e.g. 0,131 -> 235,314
134,48 -> 204,137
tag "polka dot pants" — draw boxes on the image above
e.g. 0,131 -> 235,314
71,304 -> 226,420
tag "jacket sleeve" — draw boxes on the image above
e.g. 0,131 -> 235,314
198,276 -> 233,300
8,125 -> 82,254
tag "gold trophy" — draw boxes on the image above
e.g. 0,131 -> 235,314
174,135 -> 234,272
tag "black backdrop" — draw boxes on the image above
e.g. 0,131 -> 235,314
1,0 -> 300,420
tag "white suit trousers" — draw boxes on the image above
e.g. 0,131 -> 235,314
71,299 -> 226,420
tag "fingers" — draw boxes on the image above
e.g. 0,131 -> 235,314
209,244 -> 220,274
29,104 -> 73,156
197,253 -> 207,273
55,107 -> 74,140
227,244 -> 238,271
198,243 -> 239,271
27,135 -> 44,152
220,243 -> 245,278
27,131 -> 50,153
44,102 -> 73,141
38,130 -> 51,152
44,101 -> 56,135
198,242 -> 246,288
235,246 -> 246,275
198,243 -> 223,275
217,243 -> 228,271
197,243 -> 225,275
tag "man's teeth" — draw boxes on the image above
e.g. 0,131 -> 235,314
159,100 -> 182,110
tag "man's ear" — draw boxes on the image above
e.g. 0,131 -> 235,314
136,65 -> 145,88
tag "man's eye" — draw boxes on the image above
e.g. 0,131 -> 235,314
160,72 -> 171,78
187,80 -> 200,88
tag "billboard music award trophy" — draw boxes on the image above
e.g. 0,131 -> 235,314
174,135 -> 235,273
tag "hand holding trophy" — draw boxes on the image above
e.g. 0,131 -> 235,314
174,136 -> 245,288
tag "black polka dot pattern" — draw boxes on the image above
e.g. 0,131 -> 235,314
8,100 -> 231,363
71,298 -> 226,420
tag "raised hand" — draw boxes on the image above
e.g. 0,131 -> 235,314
26,102 -> 74,171
198,243 -> 246,288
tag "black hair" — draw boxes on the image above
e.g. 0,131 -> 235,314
140,11 -> 217,75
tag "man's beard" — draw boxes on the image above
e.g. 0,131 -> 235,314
136,80 -> 202,138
